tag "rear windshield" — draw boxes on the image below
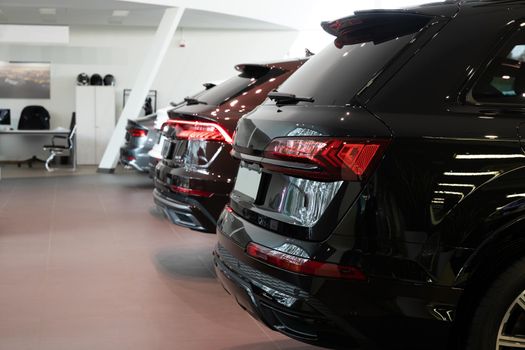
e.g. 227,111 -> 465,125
274,35 -> 412,106
197,69 -> 283,106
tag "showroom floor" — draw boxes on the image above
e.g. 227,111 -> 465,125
0,172 -> 319,350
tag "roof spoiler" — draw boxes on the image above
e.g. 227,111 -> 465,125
167,110 -> 217,124
234,63 -> 272,78
321,10 -> 434,47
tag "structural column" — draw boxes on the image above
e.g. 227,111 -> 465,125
97,6 -> 185,172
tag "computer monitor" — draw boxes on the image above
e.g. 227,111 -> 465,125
0,109 -> 10,125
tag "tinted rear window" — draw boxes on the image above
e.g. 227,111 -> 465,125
198,69 -> 283,106
274,35 -> 412,106
198,76 -> 254,105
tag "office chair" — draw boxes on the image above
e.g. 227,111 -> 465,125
16,106 -> 51,167
18,105 -> 50,130
43,113 -> 77,172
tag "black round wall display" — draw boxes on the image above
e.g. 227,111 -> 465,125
90,74 -> 103,86
103,74 -> 116,86
76,73 -> 90,86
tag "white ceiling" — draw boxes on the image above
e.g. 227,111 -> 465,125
0,0 -> 291,30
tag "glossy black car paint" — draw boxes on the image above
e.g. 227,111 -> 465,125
214,2 -> 525,349
154,59 -> 306,232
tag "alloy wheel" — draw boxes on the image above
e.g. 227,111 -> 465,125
497,291 -> 525,349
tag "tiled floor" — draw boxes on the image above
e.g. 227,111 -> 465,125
0,163 -> 132,180
0,173 -> 320,350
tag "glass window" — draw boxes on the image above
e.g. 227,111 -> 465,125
197,69 -> 284,106
272,35 -> 413,107
197,75 -> 254,105
471,30 -> 525,104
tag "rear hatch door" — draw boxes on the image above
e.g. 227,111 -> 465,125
229,8 -> 456,242
160,60 -> 305,169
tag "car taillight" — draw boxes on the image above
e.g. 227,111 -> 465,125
246,242 -> 366,281
263,138 -> 389,181
130,129 -> 148,137
170,185 -> 213,198
165,120 -> 232,144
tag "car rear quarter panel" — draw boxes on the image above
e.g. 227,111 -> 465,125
364,3 -> 525,286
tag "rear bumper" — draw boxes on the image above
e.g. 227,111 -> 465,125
153,188 -> 217,232
213,242 -> 363,349
214,248 -> 262,321
214,210 -> 460,349
153,159 -> 234,232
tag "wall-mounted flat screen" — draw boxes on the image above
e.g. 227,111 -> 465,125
0,62 -> 50,99
0,109 -> 10,125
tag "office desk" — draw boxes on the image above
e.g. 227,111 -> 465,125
0,129 -> 75,166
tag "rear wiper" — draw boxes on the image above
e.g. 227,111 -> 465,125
267,91 -> 314,105
183,97 -> 208,105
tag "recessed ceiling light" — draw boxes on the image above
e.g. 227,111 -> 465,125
112,10 -> 129,17
39,8 -> 56,15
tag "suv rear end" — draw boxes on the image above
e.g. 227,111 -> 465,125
213,4 -> 467,349
120,115 -> 156,172
154,59 -> 306,232
122,86 -> 216,175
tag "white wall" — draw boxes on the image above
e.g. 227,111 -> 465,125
128,0 -> 445,30
0,26 -> 297,129
0,0 -> 441,129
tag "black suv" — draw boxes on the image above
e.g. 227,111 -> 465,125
214,2 -> 525,349
153,59 -> 305,232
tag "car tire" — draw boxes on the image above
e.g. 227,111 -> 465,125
466,257 -> 525,350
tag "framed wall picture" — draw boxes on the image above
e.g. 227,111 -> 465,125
123,89 -> 157,117
0,61 -> 50,99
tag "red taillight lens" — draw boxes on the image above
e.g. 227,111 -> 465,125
263,138 -> 388,181
246,242 -> 366,281
170,185 -> 213,198
130,129 -> 148,137
165,120 -> 232,144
